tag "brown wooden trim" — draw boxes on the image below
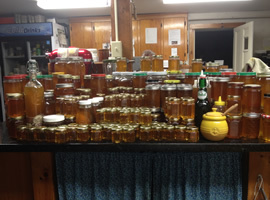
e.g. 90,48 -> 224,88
69,16 -> 111,23
135,13 -> 187,20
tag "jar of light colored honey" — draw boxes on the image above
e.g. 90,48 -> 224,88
181,97 -> 195,120
76,100 -> 92,125
55,57 -> 67,73
205,62 -> 219,72
44,91 -> 55,115
76,126 -> 89,142
17,125 -> 27,141
63,98 -> 76,117
211,77 -> 230,102
242,84 -> 261,113
133,72 -> 147,88
90,74 -> 106,97
55,83 -> 75,98
6,93 -> 24,118
161,83 -> 177,110
241,113 -> 260,140
57,74 -> 72,84
139,110 -> 152,125
145,84 -> 161,110
168,56 -> 180,71
256,73 -> 270,109
192,59 -> 203,72
236,72 -> 256,84
116,57 -> 127,72
174,125 -> 186,142
226,115 -> 242,139
226,95 -> 242,115
71,75 -> 81,89
43,75 -> 53,91
140,56 -> 151,71
152,55 -> 163,71
52,72 -> 64,89
177,84 -> 193,98
3,76 -> 23,98
169,98 -> 181,124
55,97 -> 64,114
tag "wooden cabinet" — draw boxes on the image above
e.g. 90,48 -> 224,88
92,21 -> 111,50
70,23 -> 94,48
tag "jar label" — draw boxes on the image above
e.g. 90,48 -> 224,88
198,90 -> 207,100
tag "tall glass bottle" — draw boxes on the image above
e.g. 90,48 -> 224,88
24,60 -> 44,126
195,71 -> 211,131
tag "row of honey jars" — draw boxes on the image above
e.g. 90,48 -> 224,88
104,94 -> 146,108
140,55 -> 164,71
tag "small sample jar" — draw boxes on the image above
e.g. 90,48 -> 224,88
43,115 -> 65,127
181,118 -> 195,127
261,114 -> 270,142
63,98 -> 76,117
91,126 -> 103,142
139,126 -> 152,142
3,76 -> 23,97
133,72 -> 147,88
34,126 -> 46,142
6,116 -> 25,139
45,127 -> 56,143
226,115 -> 242,139
140,110 -> 152,126
44,91 -> 56,115
185,126 -> 199,142
66,126 -> 77,142
177,84 -> 193,98
264,94 -> 270,115
112,128 -> 122,143
55,83 -> 75,98
237,72 -> 256,84
174,125 -> 186,142
65,115 -> 76,125
72,75 -> 81,89
6,93 -> 24,118
181,97 -> 195,120
166,125 -> 175,142
168,56 -> 180,71
55,128 -> 67,144
205,62 -> 219,72
90,74 -> 106,97
25,127 -> 35,142
140,56 -> 151,71
256,73 -> 270,109
152,55 -> 164,71
161,83 -> 177,110
17,125 -> 27,141
242,84 -> 261,113
57,74 -> 72,84
211,77 -> 230,102
43,75 -> 54,91
123,128 -> 136,143
116,57 -> 127,72
76,126 -> 89,142
226,95 -> 242,115
54,57 -> 67,73
241,113 -> 261,139
191,59 -> 203,72
76,100 -> 92,125
145,84 -> 161,110
227,82 -> 244,98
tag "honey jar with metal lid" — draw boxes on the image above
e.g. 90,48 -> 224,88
226,115 -> 242,139
91,126 -> 103,142
168,55 -> 180,71
6,93 -> 25,118
44,127 -> 56,143
140,56 -> 151,71
152,55 -> 163,71
83,75 -> 92,89
175,125 -> 186,142
72,75 -> 81,89
241,113 -> 261,140
66,126 -> 77,142
112,127 -> 122,143
176,84 -> 193,99
185,126 -> 199,142
6,116 -> 25,139
55,83 -> 75,98
76,126 -> 89,142
57,74 -> 73,84
139,125 -> 152,142
145,84 -> 161,109
261,114 -> 270,142
54,127 -> 67,144
242,84 -> 261,113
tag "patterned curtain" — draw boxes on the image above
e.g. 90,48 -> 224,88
55,152 -> 242,200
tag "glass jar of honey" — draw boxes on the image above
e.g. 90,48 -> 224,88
185,126 -> 199,142
54,57 -> 67,73
66,56 -> 85,76
181,118 -> 195,127
205,62 -> 219,72
227,82 -> 244,99
116,57 -> 127,72
184,72 -> 200,85
145,84 -> 161,110
181,97 -> 195,120
55,128 -> 67,144
177,84 -> 193,98
169,98 -> 181,123
140,56 -> 151,71
118,72 -> 133,87
90,74 -> 106,97
261,114 -> 270,142
161,83 -> 177,110
43,75 -> 53,91
83,75 -> 91,90
236,72 -> 256,84
44,91 -> 56,115
43,115 -> 65,127
192,59 -> 203,72
63,98 -> 76,117
55,83 -> 75,98
221,72 -> 237,82
211,77 -> 230,103
106,75 -> 115,89
139,125 -> 152,142
65,115 -> 76,125
52,72 -> 64,89
152,55 -> 163,71
123,127 -> 136,143
264,94 -> 270,115
44,127 -> 56,143
6,93 -> 25,118
226,115 -> 242,139
17,125 -> 27,141
76,100 -> 92,125
174,125 -> 186,142
168,56 -> 180,71
242,84 -> 261,113
55,97 -> 64,114
76,126 -> 89,142
112,127 -> 122,143
241,113 -> 260,140
256,73 -> 270,109
3,76 -> 23,98
34,126 -> 46,142
66,126 -> 77,142
133,72 -> 147,88
57,74 -> 72,84
91,126 -> 103,142
7,116 -> 25,139
226,95 -> 242,115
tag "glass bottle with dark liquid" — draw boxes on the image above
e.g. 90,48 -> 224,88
195,71 -> 211,132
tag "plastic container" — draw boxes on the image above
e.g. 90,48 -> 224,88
161,83 -> 177,110
213,96 -> 225,113
43,115 -> 65,127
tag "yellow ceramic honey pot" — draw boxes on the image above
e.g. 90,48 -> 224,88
200,108 -> 228,141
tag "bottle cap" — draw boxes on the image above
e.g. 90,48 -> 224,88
214,96 -> 225,106
199,70 -> 206,78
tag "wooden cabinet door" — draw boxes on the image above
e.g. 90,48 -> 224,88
132,20 -> 140,57
70,23 -> 94,48
139,19 -> 163,56
163,18 -> 187,61
93,21 -> 111,50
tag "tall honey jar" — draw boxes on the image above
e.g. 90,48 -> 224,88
141,56 -> 151,71
226,95 -> 242,115
185,126 -> 199,142
227,82 -> 244,99
43,75 -> 54,91
177,84 -> 193,98
44,91 -> 55,115
264,94 -> 270,115
91,126 -> 103,142
76,100 -> 92,125
6,93 -> 25,118
169,98 -> 181,123
133,72 -> 147,88
55,83 -> 75,98
181,97 -> 195,120
54,57 -> 67,73
63,98 -> 76,117
25,127 -> 35,142
90,74 -> 106,97
191,59 -> 203,72
76,126 -> 89,142
66,57 -> 85,83
256,73 -> 270,109
145,84 -> 161,110
242,84 -> 261,113
57,74 -> 72,84
161,83 -> 177,110
174,125 -> 186,142
168,56 -> 180,71
241,113 -> 261,140
84,75 -> 92,89
261,114 -> 270,142
152,55 -> 163,71
116,57 -> 127,72
236,72 -> 256,84
106,75 -> 115,89
3,76 -> 23,98
226,115 -> 242,139
211,77 -> 230,103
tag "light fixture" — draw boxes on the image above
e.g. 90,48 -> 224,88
163,0 -> 251,4
37,0 -> 111,9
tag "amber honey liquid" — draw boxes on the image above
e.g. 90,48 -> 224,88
168,59 -> 179,71
152,59 -> 163,71
116,60 -> 127,72
141,59 -> 151,71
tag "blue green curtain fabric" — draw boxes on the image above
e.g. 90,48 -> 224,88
55,152 -> 242,200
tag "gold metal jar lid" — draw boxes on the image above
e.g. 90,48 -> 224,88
169,55 -> 179,58
186,126 -> 198,131
243,84 -> 261,88
175,125 -> 186,130
141,56 -> 151,59
226,115 -> 242,119
55,83 -> 74,88
152,55 -> 163,59
6,93 -> 23,98
58,74 -> 72,79
84,75 -> 92,79
228,82 -> 244,85
72,75 -> 80,80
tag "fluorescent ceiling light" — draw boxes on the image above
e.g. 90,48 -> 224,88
37,0 -> 111,9
163,0 -> 251,3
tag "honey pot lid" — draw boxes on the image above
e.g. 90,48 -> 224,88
203,108 -> 226,120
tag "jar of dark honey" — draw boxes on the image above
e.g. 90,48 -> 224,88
256,73 -> 270,109
145,84 -> 161,110
133,72 -> 147,88
152,55 -> 163,71
76,126 -> 89,142
43,75 -> 54,91
184,72 -> 200,85
66,126 -> 77,142
45,127 -> 56,143
106,75 -> 115,89
17,125 -> 27,141
55,83 -> 75,98
6,93 -> 25,118
181,118 -> 195,127
242,84 -> 261,113
236,72 -> 256,84
185,126 -> 199,142
34,126 -> 46,142
52,72 -> 64,89
7,116 -> 25,139
211,77 -> 230,102
227,82 -> 244,98
55,128 -> 67,144
44,91 -> 56,115
65,115 -> 76,125
140,56 -> 151,71
168,56 -> 180,71
43,115 -> 65,127
90,74 -> 106,97
221,72 -> 237,82
264,94 -> 270,115
71,75 -> 81,89
177,84 -> 193,98
226,115 -> 242,139
76,100 -> 92,125
112,127 -> 122,143
63,98 -> 76,117
91,126 -> 103,142
174,125 -> 186,142
161,83 -> 177,110
241,113 -> 260,140
152,126 -> 162,141
139,125 -> 152,142
166,125 -> 175,142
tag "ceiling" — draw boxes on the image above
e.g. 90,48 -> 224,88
0,0 -> 270,18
